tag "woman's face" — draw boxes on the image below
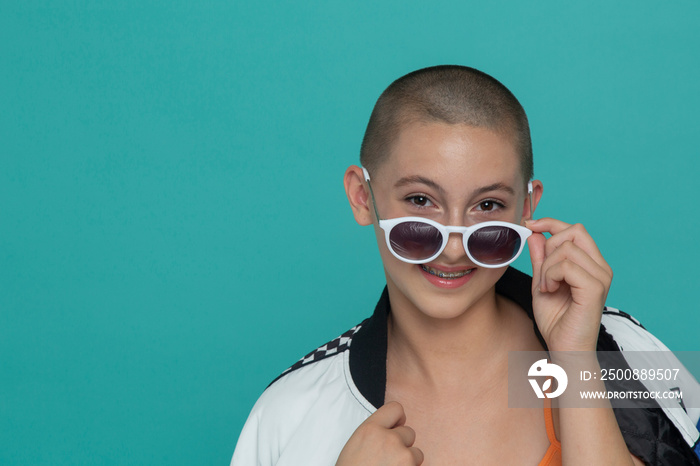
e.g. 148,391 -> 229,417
367,121 -> 531,320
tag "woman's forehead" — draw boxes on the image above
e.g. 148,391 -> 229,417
380,122 -> 523,192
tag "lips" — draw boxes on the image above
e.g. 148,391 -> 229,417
420,264 -> 474,279
418,263 -> 475,289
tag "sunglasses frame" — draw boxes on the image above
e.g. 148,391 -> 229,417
361,167 -> 534,268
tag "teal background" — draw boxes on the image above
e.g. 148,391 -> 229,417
2,1 -> 699,464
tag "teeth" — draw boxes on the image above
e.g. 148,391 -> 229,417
421,265 -> 473,279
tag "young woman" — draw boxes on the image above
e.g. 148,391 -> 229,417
232,66 -> 700,465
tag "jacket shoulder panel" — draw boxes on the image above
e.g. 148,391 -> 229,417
268,323 -> 364,388
602,307 -> 700,451
232,324 -> 370,466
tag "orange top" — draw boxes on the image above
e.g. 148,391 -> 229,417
538,396 -> 562,466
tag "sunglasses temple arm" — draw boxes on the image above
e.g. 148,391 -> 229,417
362,167 -> 382,223
528,181 -> 534,219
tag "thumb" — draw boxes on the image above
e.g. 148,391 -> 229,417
527,232 -> 546,293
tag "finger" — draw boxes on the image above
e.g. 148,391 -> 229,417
369,401 -> 406,429
545,224 -> 607,270
527,232 -> 546,292
541,258 -> 606,302
392,425 -> 416,447
529,219 -> 609,272
410,446 -> 425,465
539,240 -> 612,293
526,217 -> 571,236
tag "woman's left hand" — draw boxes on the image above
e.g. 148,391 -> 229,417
525,218 -> 613,353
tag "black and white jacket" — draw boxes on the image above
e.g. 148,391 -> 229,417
232,268 -> 700,465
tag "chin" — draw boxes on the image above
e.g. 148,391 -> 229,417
385,262 -> 505,321
418,288 -> 490,320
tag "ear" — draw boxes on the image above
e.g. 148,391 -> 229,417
344,165 -> 373,226
522,180 -> 543,220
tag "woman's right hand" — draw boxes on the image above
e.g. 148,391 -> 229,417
335,401 -> 424,465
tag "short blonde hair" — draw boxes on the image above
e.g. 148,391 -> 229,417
360,65 -> 533,183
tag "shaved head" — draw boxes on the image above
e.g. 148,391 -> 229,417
360,65 -> 533,183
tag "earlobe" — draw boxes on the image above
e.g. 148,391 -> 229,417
344,165 -> 373,226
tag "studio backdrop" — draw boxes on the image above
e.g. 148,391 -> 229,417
2,1 -> 699,464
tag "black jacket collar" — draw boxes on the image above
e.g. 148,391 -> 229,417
349,267 -> 545,409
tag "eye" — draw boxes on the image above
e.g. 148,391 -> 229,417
406,195 -> 434,208
477,200 -> 505,212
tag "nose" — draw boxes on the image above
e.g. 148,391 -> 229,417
440,231 -> 470,262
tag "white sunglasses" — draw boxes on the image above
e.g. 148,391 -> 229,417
362,167 -> 533,268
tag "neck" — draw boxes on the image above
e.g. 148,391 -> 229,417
385,284 -> 525,392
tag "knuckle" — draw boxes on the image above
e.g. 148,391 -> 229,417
594,279 -> 606,295
398,426 -> 415,444
385,400 -> 403,414
561,259 -> 574,273
561,240 -> 576,253
573,223 -> 587,234
412,447 -> 425,465
406,430 -> 416,446
397,448 -> 415,463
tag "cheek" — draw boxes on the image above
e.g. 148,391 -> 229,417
373,225 -> 415,273
373,224 -> 396,265
374,226 -> 399,265
520,200 -> 529,219
372,224 -> 386,251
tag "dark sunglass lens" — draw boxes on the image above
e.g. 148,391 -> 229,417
389,222 -> 443,261
467,226 -> 521,265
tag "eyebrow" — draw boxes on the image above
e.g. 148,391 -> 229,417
394,176 -> 445,194
394,177 -> 515,197
471,182 -> 515,197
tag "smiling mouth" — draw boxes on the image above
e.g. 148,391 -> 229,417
420,265 -> 474,279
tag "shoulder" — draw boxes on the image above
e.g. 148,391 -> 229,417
256,323 -> 366,424
268,323 -> 363,387
599,306 -> 700,465
231,323 -> 371,466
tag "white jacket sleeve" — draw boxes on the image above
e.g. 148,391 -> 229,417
231,394 -> 278,466
230,354 -> 372,466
